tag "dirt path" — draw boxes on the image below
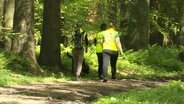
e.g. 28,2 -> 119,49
0,79 -> 166,104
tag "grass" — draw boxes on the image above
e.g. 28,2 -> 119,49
0,49 -> 71,86
93,81 -> 184,104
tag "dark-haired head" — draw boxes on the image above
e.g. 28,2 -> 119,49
100,23 -> 107,31
76,22 -> 82,28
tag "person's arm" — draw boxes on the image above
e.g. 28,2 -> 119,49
94,38 -> 97,46
84,32 -> 88,53
115,36 -> 123,55
99,34 -> 104,49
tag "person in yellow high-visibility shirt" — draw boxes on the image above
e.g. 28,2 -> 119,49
101,22 -> 123,82
94,23 -> 107,79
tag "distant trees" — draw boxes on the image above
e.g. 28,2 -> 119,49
126,0 -> 150,50
2,0 -> 15,51
177,0 -> 184,45
107,0 -> 117,24
0,0 -> 5,33
0,0 -> 15,50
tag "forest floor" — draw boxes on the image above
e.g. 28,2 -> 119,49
0,78 -> 174,104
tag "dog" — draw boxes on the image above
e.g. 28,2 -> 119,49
178,51 -> 184,62
66,52 -> 89,75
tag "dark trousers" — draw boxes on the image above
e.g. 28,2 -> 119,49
96,53 -> 103,79
102,49 -> 118,80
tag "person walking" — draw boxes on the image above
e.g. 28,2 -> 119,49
101,22 -> 123,82
94,23 -> 107,79
72,22 -> 88,81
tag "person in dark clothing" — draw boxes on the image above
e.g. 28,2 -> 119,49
94,23 -> 107,79
72,22 -> 88,81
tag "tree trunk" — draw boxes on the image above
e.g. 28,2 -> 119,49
127,0 -> 150,50
107,0 -> 117,24
38,0 -> 62,70
4,0 -> 14,28
0,0 -> 5,33
13,0 -> 41,73
2,0 -> 15,51
119,0 -> 129,48
177,0 -> 184,45
149,0 -> 164,46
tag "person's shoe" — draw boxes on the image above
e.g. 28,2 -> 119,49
103,79 -> 107,82
75,75 -> 80,81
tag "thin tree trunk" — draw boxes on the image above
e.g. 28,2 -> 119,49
2,0 -> 15,51
177,0 -> 184,45
0,0 -> 5,33
4,0 -> 14,28
107,0 -> 117,24
119,0 -> 129,48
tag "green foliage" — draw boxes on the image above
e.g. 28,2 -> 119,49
62,0 -> 93,33
94,81 -> 184,104
0,50 -> 31,72
120,45 -> 184,73
34,0 -> 43,45
147,45 -> 184,72
150,10 -> 179,37
0,49 -> 69,86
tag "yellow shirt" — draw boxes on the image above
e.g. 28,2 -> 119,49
102,28 -> 119,51
96,31 -> 103,53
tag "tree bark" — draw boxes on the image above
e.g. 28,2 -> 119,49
107,0 -> 117,24
13,0 -> 41,73
4,0 -> 14,28
127,0 -> 150,50
119,0 -> 129,48
177,0 -> 184,45
0,0 -> 5,33
38,0 -> 62,70
2,0 -> 15,51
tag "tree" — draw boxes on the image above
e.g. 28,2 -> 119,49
119,0 -> 130,48
177,0 -> 184,45
13,0 -> 41,73
2,0 -> 15,51
107,0 -> 117,24
0,0 -> 15,50
38,0 -> 62,70
126,0 -> 150,50
0,0 -> 5,33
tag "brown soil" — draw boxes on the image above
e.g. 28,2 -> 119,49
0,78 -> 167,104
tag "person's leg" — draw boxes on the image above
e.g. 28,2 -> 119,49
110,51 -> 118,79
72,48 -> 78,76
75,48 -> 84,80
97,53 -> 103,79
102,50 -> 110,82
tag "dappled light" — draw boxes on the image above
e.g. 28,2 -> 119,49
0,0 -> 184,103
0,79 -> 164,103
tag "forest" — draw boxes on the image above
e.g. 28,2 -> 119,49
0,0 -> 184,104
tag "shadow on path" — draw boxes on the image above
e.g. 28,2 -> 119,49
0,78 -> 167,104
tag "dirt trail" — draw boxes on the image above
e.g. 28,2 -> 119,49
0,79 -> 166,104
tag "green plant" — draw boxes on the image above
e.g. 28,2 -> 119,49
94,81 -> 184,104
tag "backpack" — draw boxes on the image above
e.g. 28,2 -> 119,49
73,29 -> 86,48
